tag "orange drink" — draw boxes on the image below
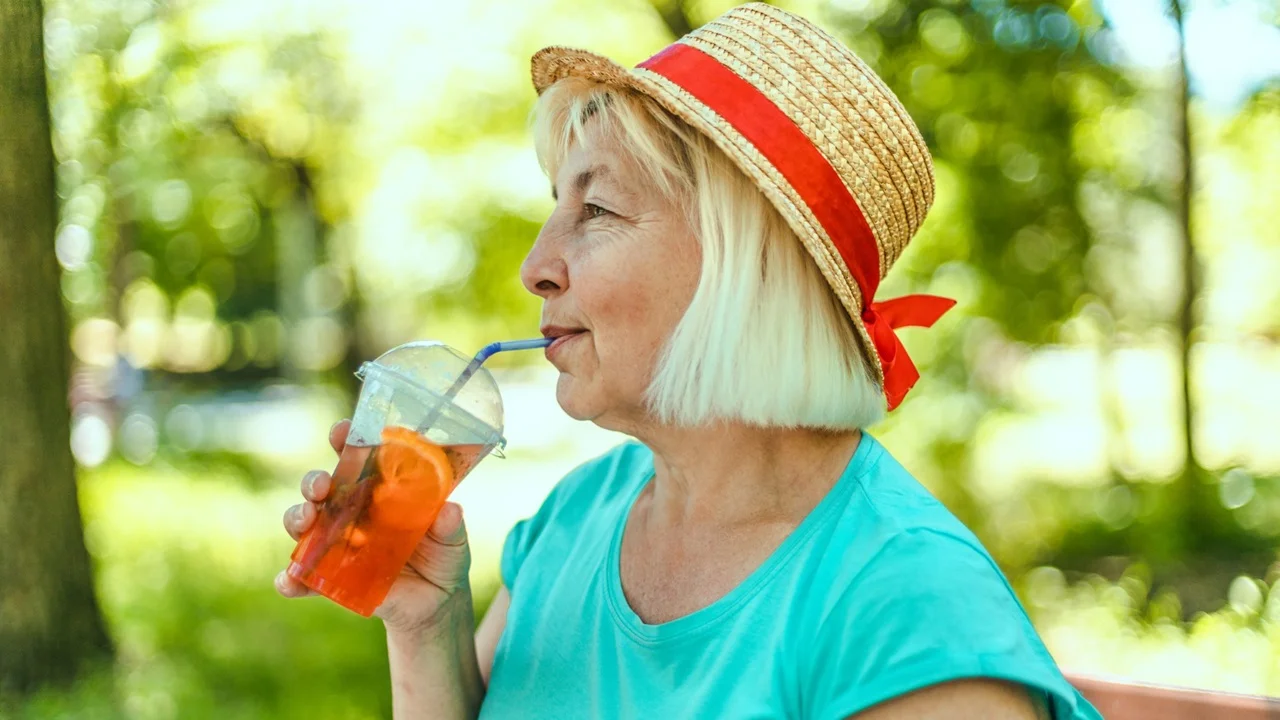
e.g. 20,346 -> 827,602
288,427 -> 488,616
284,341 -> 507,617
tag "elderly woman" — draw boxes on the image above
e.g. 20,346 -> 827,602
278,5 -> 1100,719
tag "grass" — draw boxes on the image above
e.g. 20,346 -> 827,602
4,461 -> 500,720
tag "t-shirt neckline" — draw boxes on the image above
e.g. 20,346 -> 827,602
603,431 -> 880,645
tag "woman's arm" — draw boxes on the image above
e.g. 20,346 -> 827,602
475,586 -> 511,686
385,585 -> 511,720
386,590 -> 484,720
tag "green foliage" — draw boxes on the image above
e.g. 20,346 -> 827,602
826,1 -> 1280,582
1023,563 -> 1280,696
847,1 -> 1116,343
2,463 -> 500,719
47,0 -> 356,380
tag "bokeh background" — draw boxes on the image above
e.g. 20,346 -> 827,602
2,0 -> 1279,717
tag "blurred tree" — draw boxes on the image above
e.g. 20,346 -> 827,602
44,0 -> 364,392
0,0 -> 113,694
819,0 -> 1125,542
652,0 -> 696,37
1167,0 -> 1205,562
832,0 -> 1277,587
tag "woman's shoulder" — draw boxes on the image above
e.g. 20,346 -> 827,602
544,439 -> 653,516
519,438 -> 653,534
844,435 -> 981,541
819,435 -> 995,575
796,435 -> 1098,719
815,435 -> 1021,627
500,440 -> 651,588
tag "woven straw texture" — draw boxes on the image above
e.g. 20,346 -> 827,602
530,2 -> 935,387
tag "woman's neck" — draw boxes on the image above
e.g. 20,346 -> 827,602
632,421 -> 861,529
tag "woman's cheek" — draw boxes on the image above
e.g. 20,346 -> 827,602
607,290 -> 666,360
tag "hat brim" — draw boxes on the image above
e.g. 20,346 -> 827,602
532,47 -> 641,95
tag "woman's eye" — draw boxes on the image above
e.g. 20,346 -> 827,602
583,203 -> 609,219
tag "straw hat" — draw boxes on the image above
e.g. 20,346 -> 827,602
531,2 -> 954,410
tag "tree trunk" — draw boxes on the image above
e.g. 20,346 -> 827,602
653,0 -> 696,38
1169,0 -> 1204,559
0,0 -> 114,693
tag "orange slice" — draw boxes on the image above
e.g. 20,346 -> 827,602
369,426 -> 455,529
340,523 -> 368,549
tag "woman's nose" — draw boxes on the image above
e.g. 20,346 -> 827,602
520,216 -> 570,298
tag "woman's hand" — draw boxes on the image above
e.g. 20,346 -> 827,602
276,419 -> 474,635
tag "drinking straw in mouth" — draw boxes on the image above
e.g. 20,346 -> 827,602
415,337 -> 554,432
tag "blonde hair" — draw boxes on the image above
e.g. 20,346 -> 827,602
533,78 -> 885,430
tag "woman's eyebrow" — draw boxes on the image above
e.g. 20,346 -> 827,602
552,165 -> 610,201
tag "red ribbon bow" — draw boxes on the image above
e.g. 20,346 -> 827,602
862,295 -> 956,411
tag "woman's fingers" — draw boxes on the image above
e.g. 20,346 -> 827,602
301,470 -> 332,503
329,419 -> 351,456
426,502 -> 467,547
279,425 -> 344,603
275,570 -> 315,598
283,502 -> 316,541
406,502 -> 471,591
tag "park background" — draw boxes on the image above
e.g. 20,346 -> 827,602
1,0 -> 1279,717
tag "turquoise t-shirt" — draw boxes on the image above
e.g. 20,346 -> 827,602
482,434 -> 1101,719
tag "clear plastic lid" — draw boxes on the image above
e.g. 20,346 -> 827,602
351,341 -> 506,453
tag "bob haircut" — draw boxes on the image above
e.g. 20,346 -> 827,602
532,77 -> 885,431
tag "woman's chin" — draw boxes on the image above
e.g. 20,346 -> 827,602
554,376 -> 595,421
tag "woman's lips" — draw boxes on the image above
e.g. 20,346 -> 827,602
545,331 -> 586,360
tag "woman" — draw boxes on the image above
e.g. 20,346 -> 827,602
278,5 -> 1101,719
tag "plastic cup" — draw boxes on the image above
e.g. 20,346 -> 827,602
287,341 -> 506,617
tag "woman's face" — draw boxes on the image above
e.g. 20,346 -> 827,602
521,125 -> 700,431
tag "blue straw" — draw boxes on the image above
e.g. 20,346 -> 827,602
416,337 -> 553,433
473,337 -> 555,363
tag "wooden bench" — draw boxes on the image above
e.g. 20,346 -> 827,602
1067,673 -> 1280,719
